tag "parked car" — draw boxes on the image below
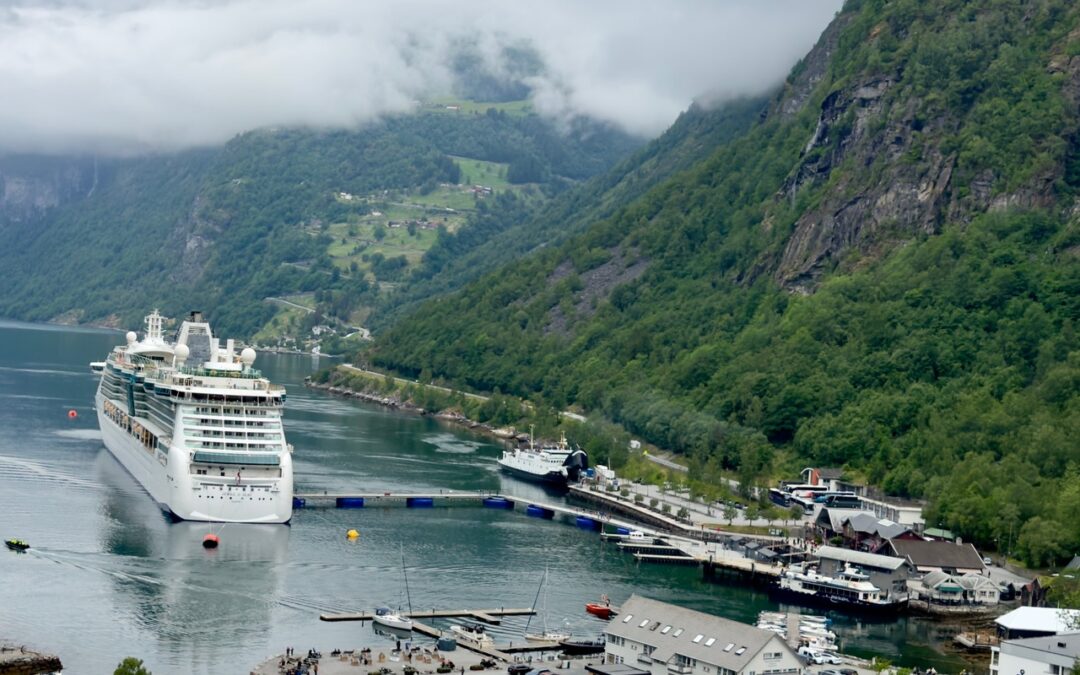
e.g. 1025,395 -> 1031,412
815,653 -> 843,665
507,665 -> 532,675
983,556 -> 993,565
798,647 -> 842,665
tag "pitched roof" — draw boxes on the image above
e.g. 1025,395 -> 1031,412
1065,555 -> 1080,570
957,573 -> 998,592
604,595 -> 793,672
888,539 -> 985,570
996,607 -> 1080,634
845,512 -> 911,539
818,507 -> 865,532
923,527 -> 956,540
815,545 -> 909,571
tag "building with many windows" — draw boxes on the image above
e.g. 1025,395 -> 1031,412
603,596 -> 802,675
990,632 -> 1080,675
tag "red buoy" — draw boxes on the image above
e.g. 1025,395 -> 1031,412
202,534 -> 220,549
67,409 -> 78,419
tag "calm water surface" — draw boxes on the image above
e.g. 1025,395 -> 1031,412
0,320 -> 970,674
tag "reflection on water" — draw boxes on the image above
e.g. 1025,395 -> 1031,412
0,321 -> 972,675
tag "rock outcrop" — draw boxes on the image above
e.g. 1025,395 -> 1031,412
0,645 -> 63,675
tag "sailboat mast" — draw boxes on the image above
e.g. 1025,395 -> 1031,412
523,567 -> 546,635
402,548 -> 413,614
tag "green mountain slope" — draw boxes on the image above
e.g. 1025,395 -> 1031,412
0,110 -> 640,338
371,0 -> 1080,564
372,96 -> 769,329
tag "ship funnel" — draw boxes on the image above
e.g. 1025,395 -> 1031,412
189,310 -> 203,322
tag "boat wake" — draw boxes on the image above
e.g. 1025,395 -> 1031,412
0,454 -> 103,492
423,433 -> 483,454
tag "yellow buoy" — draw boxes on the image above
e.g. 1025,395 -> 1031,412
346,529 -> 359,539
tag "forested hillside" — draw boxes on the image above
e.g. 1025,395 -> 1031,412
371,0 -> 1080,564
0,109 -> 640,339
372,96 -> 769,328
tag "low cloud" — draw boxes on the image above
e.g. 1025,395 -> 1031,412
0,0 -> 842,155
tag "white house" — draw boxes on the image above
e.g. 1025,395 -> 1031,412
909,570 -> 1000,606
990,632 -> 1080,675
604,595 -> 802,675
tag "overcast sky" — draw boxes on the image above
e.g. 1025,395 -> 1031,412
0,0 -> 843,155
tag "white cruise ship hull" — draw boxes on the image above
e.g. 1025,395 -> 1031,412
97,396 -> 293,524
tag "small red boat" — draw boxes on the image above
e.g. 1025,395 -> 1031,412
585,596 -> 617,619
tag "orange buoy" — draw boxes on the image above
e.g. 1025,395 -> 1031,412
202,534 -> 220,549
67,409 -> 78,419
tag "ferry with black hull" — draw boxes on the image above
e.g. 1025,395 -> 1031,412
91,311 -> 293,524
497,432 -> 588,487
769,563 -> 907,616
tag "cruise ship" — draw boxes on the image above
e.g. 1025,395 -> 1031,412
497,431 -> 588,487
91,311 -> 293,523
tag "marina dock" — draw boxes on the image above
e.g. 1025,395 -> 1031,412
319,607 -> 536,623
293,490 -> 664,540
319,608 -> 559,662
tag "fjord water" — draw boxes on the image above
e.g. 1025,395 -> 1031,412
0,321 -> 967,674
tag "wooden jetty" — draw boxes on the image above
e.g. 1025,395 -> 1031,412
320,607 -> 535,623
633,553 -> 700,565
320,608 -> 552,662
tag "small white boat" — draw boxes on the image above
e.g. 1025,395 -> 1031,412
526,629 -> 572,642
451,623 -> 493,648
798,623 -> 836,639
373,606 -> 414,632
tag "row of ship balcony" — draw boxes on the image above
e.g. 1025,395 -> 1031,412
185,440 -> 284,451
184,430 -> 283,441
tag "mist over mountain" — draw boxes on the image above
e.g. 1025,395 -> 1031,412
0,0 -> 841,154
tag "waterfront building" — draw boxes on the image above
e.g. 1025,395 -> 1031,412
604,595 -> 801,675
989,631 -> 1080,675
814,545 -> 911,599
886,539 -> 986,575
908,571 -> 1000,606
995,607 -> 1080,640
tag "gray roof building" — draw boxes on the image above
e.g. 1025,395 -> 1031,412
886,538 -> 986,573
815,545 -> 908,571
603,595 -> 800,675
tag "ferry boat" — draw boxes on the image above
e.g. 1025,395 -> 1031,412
91,310 -> 293,524
497,431 -> 588,487
770,563 -> 906,614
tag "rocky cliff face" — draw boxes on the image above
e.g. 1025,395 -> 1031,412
0,156 -> 100,228
766,9 -> 1080,293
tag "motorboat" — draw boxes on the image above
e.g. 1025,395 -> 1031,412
4,539 -> 29,552
585,595 -> 617,619
558,638 -> 606,655
450,623 -> 493,648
